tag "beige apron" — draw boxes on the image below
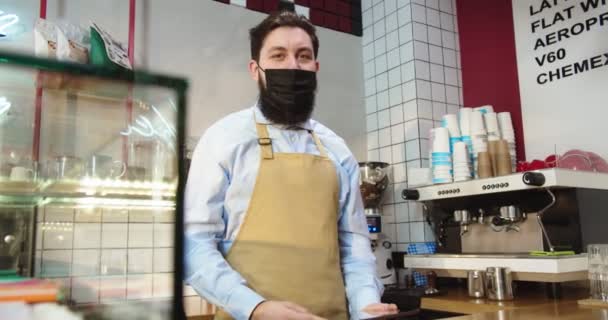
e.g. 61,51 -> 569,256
214,120 -> 349,320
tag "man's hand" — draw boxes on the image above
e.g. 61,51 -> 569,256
251,301 -> 328,320
362,303 -> 399,316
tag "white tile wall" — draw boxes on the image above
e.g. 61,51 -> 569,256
400,42 -> 414,63
152,273 -> 173,298
412,23 -> 428,42
413,41 -> 429,61
397,6 -> 412,26
403,100 -> 418,121
387,48 -> 401,69
101,223 -> 128,248
38,205 -> 176,306
426,8 -> 440,27
73,223 -> 101,249
389,86 -> 402,106
429,45 -> 443,65
382,204 -> 395,224
41,250 -> 72,277
376,73 -> 389,92
397,223 -> 410,242
366,96 -> 377,114
100,249 -> 127,276
415,60 -> 430,80
153,248 -> 174,273
75,208 -> 102,223
72,250 -> 100,276
374,38 -> 386,56
127,274 -> 154,300
395,202 -> 409,223
368,131 -> 379,150
402,81 -> 417,102
428,26 -> 442,46
385,0 -> 397,14
416,80 -> 432,100
427,0 -> 440,10
392,143 -> 405,163
377,90 -> 390,110
46,207 -> 74,222
378,109 -> 391,129
392,161 -> 407,183
411,4 -> 426,23
363,0 -> 462,250
433,102 -> 447,120
379,127 -> 391,147
185,296 -> 203,317
128,249 -> 154,274
386,13 -> 399,33
404,120 -> 419,140
390,123 -> 405,144
154,223 -> 174,248
417,99 -> 433,119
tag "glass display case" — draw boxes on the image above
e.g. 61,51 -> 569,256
0,51 -> 187,319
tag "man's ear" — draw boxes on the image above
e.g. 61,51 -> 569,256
248,59 -> 260,82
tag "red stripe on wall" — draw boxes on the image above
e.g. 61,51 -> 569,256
455,0 -> 526,162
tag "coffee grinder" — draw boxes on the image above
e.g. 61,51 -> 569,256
359,162 -> 396,285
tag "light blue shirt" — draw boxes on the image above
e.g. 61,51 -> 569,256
184,103 -> 383,320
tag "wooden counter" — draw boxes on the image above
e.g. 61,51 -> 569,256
422,285 -> 608,319
186,285 -> 608,320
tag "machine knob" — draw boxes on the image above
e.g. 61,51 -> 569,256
402,189 -> 420,200
522,172 -> 546,186
386,259 -> 393,270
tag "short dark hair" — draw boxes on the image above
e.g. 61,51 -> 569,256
249,10 -> 319,62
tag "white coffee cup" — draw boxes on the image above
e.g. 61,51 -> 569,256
474,105 -> 494,114
10,166 -> 33,182
484,112 -> 500,136
432,127 -> 451,153
497,112 -> 515,137
442,114 -> 461,138
470,111 -> 487,136
459,108 -> 473,136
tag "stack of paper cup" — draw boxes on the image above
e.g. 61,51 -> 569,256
452,141 -> 472,182
484,112 -> 501,141
431,127 -> 452,184
470,111 -> 488,178
458,108 -> 473,167
474,105 -> 494,114
442,114 -> 461,153
459,108 -> 472,137
470,111 -> 486,136
498,112 -> 517,172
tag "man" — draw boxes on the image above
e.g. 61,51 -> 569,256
185,11 -> 398,320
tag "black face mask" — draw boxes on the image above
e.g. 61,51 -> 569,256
257,65 -> 317,126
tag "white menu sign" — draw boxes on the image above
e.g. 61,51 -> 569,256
512,0 -> 608,160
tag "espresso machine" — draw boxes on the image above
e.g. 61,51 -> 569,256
401,169 -> 608,298
359,162 -> 396,285
402,169 -> 608,254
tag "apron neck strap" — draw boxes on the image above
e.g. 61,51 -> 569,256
309,131 -> 328,158
253,111 -> 328,159
255,122 -> 274,160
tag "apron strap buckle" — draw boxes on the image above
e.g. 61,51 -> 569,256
258,138 -> 272,146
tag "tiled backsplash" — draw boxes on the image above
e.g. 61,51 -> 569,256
34,205 -> 175,305
362,0 -> 462,251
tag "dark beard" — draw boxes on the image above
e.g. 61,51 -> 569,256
257,78 -> 316,126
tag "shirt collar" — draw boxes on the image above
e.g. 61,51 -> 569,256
252,101 -> 314,131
